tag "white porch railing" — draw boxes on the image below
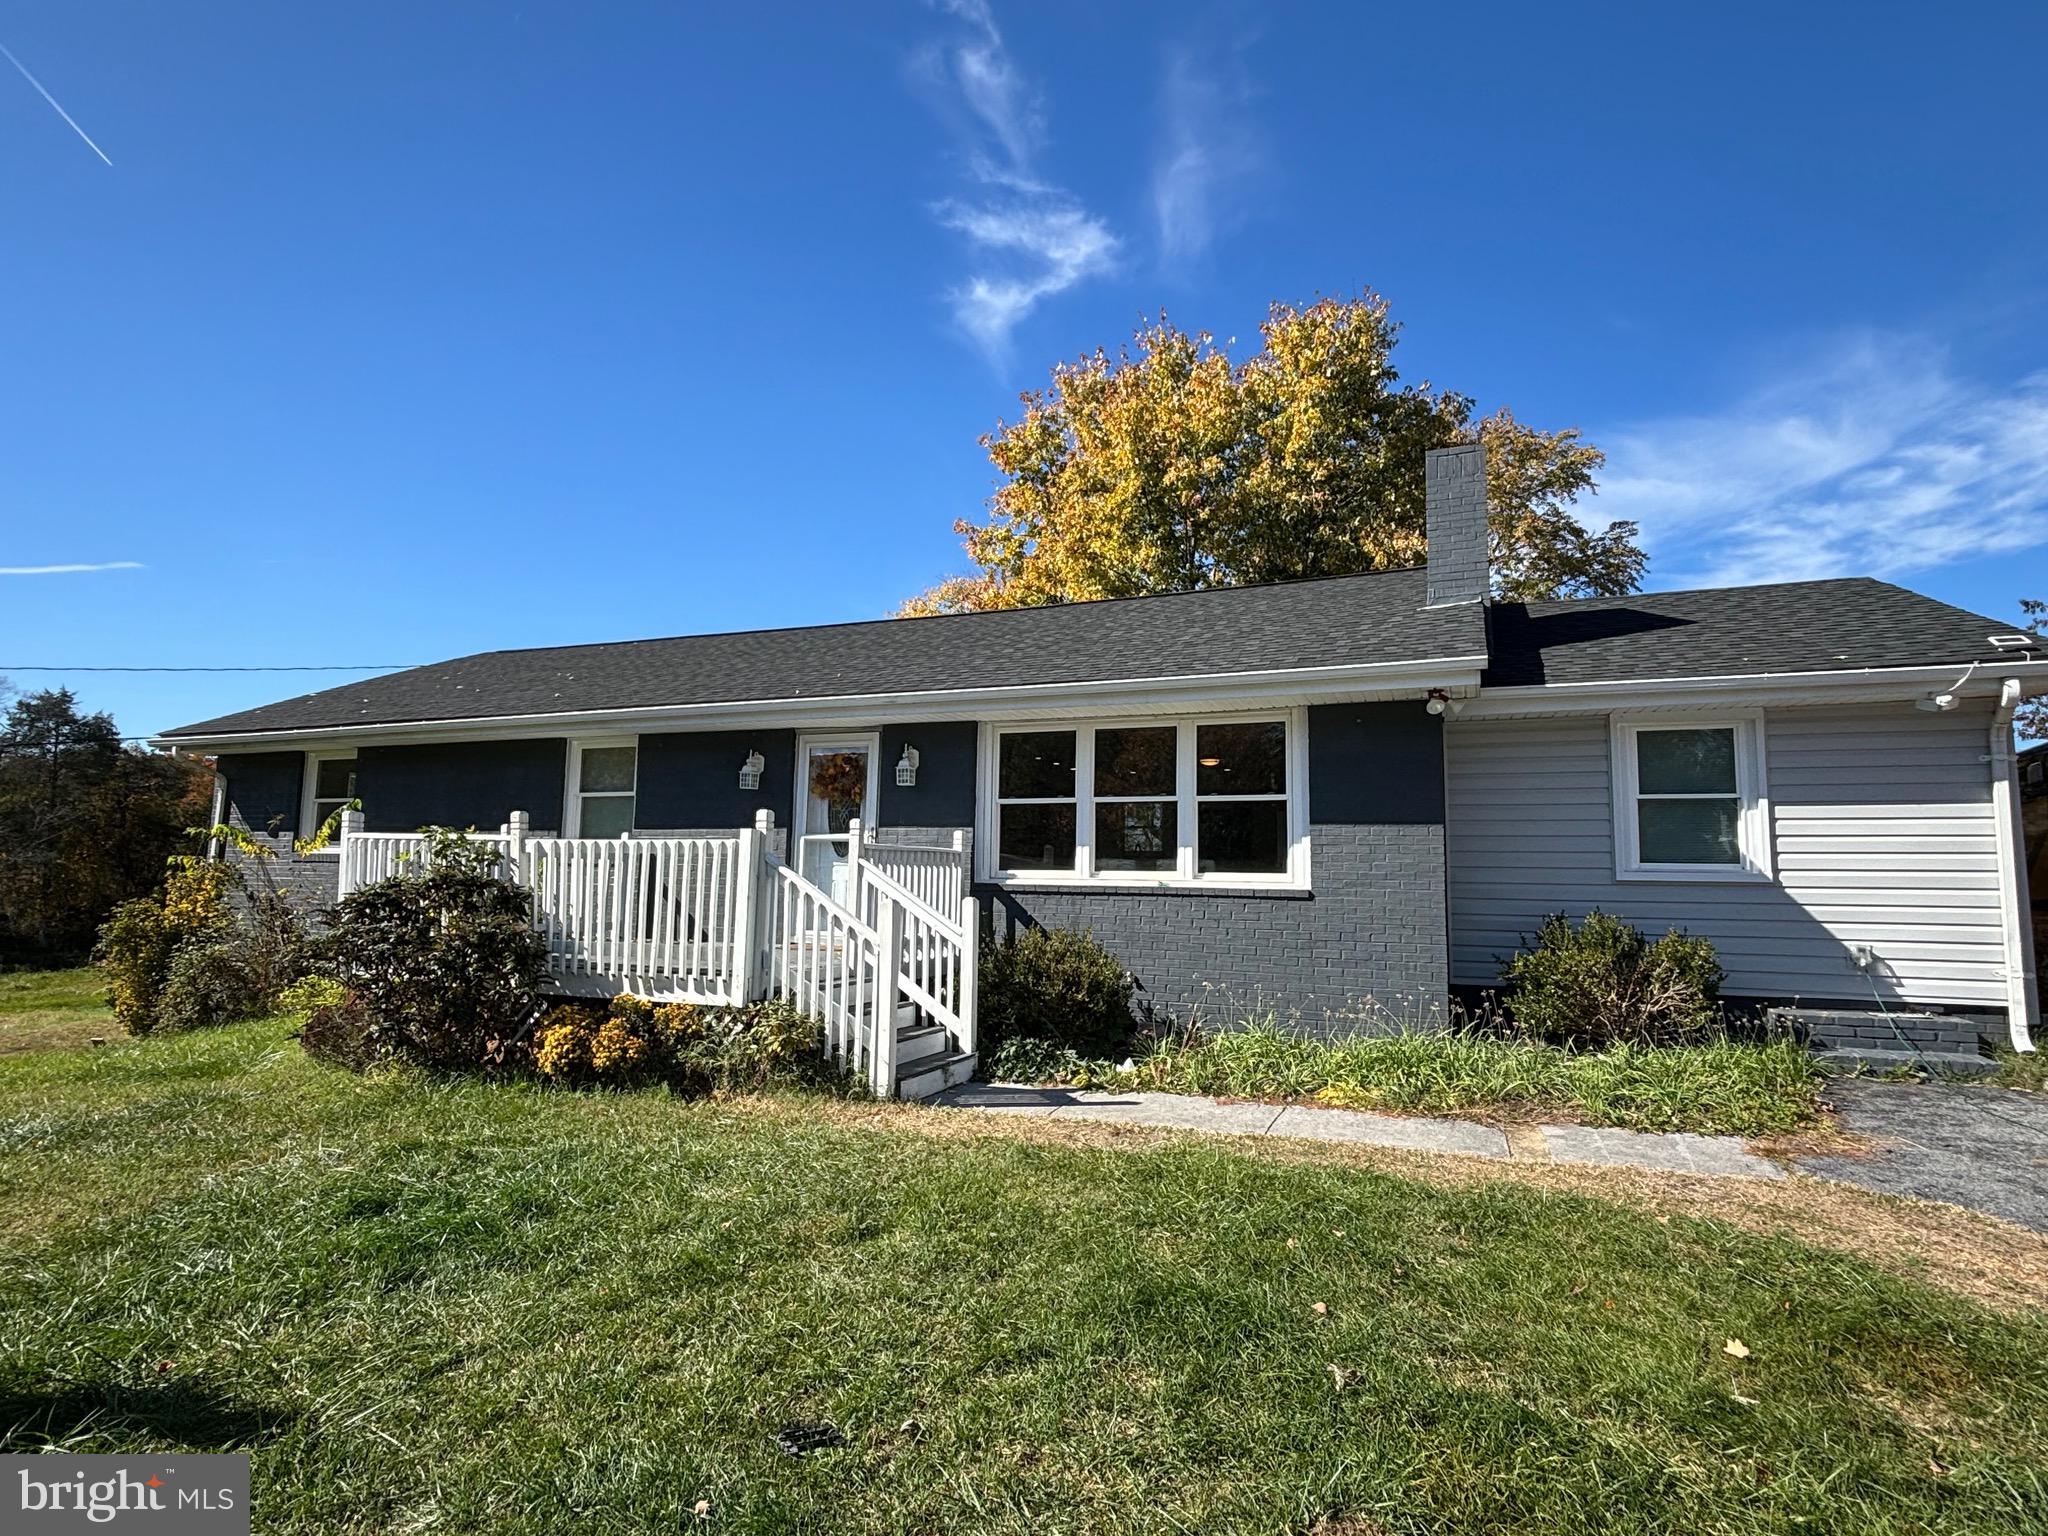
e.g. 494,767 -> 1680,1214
861,832 -> 970,915
332,807 -> 975,1096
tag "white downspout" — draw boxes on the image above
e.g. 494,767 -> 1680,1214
1990,678 -> 2040,1052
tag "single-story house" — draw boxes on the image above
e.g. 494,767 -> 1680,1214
157,445 -> 2043,1060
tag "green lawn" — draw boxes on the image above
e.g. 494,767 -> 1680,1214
2,1000 -> 2046,1532
0,965 -> 115,1054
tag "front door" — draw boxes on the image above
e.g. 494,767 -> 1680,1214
794,733 -> 878,907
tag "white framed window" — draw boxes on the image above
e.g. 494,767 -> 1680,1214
1609,712 -> 1771,882
565,737 -> 638,838
302,752 -> 358,849
978,712 -> 1309,888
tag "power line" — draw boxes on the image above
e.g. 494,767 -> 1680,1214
0,663 -> 417,673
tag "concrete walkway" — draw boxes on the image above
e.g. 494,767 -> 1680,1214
930,1083 -> 1784,1180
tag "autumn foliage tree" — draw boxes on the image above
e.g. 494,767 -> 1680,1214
901,293 -> 1644,614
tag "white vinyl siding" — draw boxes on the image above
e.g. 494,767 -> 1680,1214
1446,703 -> 2008,1008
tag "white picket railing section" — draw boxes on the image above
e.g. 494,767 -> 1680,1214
338,829 -> 515,892
853,857 -> 976,1059
331,807 -> 973,1095
767,862 -> 898,1096
522,833 -> 750,1002
861,835 -> 969,915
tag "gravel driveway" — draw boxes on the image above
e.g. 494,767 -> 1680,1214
1796,1080 -> 2048,1232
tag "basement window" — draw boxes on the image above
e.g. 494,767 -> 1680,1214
1610,714 -> 1771,882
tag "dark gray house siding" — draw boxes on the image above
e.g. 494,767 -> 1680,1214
878,721 -> 977,833
636,728 -> 795,831
357,739 -> 567,834
982,703 -> 1449,1031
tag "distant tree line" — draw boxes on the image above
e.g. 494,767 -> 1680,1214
0,685 -> 213,964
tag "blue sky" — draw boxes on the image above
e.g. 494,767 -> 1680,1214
1,1 -> 2044,740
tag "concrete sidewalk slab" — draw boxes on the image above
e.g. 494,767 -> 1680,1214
1044,1090 -> 1284,1136
1541,1125 -> 1783,1180
1268,1105 -> 1509,1159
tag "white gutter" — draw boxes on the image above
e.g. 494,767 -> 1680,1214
152,654 -> 1491,752
1463,657 -> 2048,718
1990,677 -> 2041,1052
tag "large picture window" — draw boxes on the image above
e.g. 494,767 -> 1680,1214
1610,713 -> 1770,881
984,715 -> 1305,886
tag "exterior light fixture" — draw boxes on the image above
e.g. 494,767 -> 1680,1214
895,744 -> 919,787
738,750 -> 765,789
1424,688 -> 1463,718
1198,756 -> 1222,767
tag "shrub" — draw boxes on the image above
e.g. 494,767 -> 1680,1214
299,991 -> 380,1073
276,974 -> 346,1017
530,995 -> 844,1094
978,926 -> 1135,1058
316,830 -> 549,1073
1502,910 -> 1724,1047
94,859 -> 236,1035
985,1035 -> 1085,1085
157,936 -> 270,1033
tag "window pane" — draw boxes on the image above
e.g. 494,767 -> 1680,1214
1198,800 -> 1288,874
579,794 -> 635,838
311,799 -> 348,835
999,803 -> 1076,871
580,745 -> 637,793
1636,729 -> 1736,795
999,732 -> 1075,798
1637,798 -> 1739,864
1095,801 -> 1177,871
1196,721 -> 1285,796
314,756 -> 357,799
1095,726 -> 1176,796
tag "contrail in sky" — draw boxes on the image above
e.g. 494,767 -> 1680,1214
0,39 -> 112,166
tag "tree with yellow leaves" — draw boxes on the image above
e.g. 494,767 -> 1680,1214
900,293 -> 1643,614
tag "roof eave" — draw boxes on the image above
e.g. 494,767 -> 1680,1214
1463,657 -> 2048,718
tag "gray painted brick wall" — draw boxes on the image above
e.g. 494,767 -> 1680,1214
1425,443 -> 1489,607
984,823 -> 1448,1034
1769,1007 -> 1992,1056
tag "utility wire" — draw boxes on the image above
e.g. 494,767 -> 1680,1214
0,664 -> 417,673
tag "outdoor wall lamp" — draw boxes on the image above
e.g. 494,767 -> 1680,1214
895,744 -> 920,787
738,750 -> 765,789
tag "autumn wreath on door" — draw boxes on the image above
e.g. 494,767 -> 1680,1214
809,752 -> 868,832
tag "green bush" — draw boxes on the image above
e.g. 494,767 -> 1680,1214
1502,910 -> 1724,1046
315,830 -> 549,1073
985,1035 -> 1086,1084
93,860 -> 237,1034
298,990 -> 380,1073
978,926 -> 1135,1058
157,936 -> 270,1033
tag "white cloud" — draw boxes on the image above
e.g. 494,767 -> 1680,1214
1151,41 -> 1262,267
1589,334 -> 2048,588
917,0 -> 1119,357
0,560 -> 144,575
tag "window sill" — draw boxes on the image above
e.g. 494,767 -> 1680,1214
975,878 -> 1312,899
1614,865 -> 1771,885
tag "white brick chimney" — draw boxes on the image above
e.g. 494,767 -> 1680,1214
1424,443 -> 1489,606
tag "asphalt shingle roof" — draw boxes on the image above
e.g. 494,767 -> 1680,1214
1483,578 -> 2028,687
159,572 -> 2032,742
160,568 -> 1485,739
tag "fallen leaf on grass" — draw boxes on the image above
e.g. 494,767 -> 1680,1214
1724,1338 -> 1751,1359
1328,1364 -> 1352,1391
1312,1302 -> 1329,1317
